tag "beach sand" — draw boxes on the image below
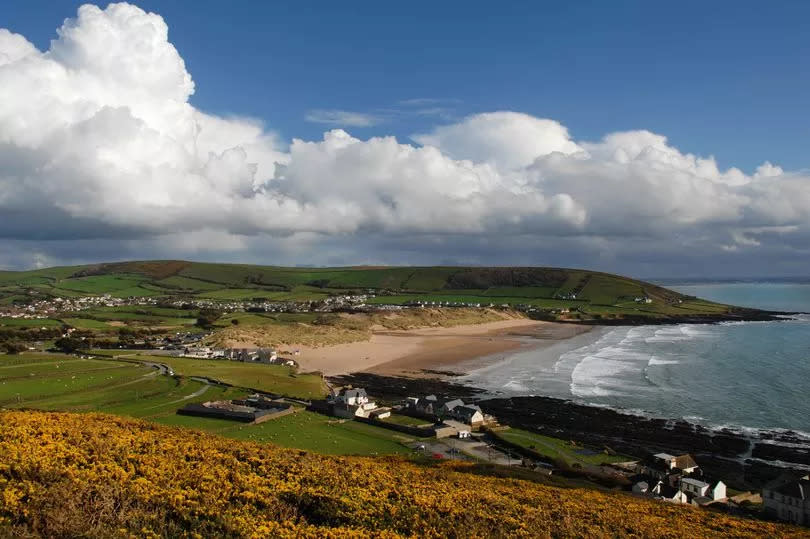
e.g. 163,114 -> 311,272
292,318 -> 592,376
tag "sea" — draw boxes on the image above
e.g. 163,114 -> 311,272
461,283 -> 810,434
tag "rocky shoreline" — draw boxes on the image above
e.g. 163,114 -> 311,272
478,395 -> 810,490
331,373 -> 810,491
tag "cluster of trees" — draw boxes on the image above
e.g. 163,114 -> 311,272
0,327 -> 64,355
195,308 -> 221,328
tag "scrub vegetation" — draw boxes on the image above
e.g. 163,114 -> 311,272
0,411 -> 802,538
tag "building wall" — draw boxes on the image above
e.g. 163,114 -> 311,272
763,489 -> 810,525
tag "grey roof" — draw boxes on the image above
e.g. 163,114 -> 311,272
342,388 -> 368,398
441,399 -> 465,410
454,405 -> 483,419
681,478 -> 709,489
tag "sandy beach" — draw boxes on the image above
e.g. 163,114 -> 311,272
293,318 -> 592,376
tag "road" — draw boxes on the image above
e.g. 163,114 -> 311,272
406,435 -> 521,466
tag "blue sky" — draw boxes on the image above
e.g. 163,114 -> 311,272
1,1 -> 809,276
5,0 -> 809,172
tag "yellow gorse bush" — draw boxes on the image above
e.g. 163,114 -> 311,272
0,411 -> 805,538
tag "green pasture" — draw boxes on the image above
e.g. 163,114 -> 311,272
496,428 -> 632,466
0,354 -> 149,405
0,317 -> 62,327
214,410 -> 412,455
381,413 -> 433,427
126,354 -> 326,399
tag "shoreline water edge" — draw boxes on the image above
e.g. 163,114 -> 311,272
326,312 -> 810,490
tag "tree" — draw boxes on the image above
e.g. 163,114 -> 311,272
196,308 -> 221,328
1,340 -> 27,354
54,336 -> 89,354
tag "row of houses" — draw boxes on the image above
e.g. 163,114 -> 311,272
178,346 -> 297,366
326,389 -> 487,439
631,453 -> 727,506
633,452 -> 810,526
404,395 -> 487,428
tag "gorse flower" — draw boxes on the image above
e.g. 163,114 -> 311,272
0,411 -> 804,538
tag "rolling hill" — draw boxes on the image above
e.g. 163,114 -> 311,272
0,260 -> 757,322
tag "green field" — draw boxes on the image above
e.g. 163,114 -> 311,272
59,317 -> 114,329
116,354 -> 326,399
0,317 -> 62,327
52,274 -> 147,294
495,428 -> 632,466
178,410 -> 413,455
0,353 -> 151,405
0,352 -> 411,456
381,413 -> 433,427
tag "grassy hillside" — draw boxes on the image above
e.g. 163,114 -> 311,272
1,411 -> 803,538
1,352 -> 418,456
0,260 -> 744,322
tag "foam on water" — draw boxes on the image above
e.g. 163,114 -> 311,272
464,283 -> 810,433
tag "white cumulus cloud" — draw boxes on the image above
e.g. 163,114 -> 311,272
0,2 -> 808,275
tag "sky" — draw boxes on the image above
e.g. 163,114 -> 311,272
0,1 -> 809,278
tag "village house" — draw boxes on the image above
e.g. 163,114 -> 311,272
762,474 -> 810,526
452,405 -> 485,427
410,395 -> 438,416
336,388 -> 368,406
330,388 -> 390,419
406,396 -> 487,428
640,453 -> 699,480
437,399 -> 465,417
680,477 -> 726,504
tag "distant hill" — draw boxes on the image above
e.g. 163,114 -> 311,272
0,410 -> 801,538
0,260 -> 766,321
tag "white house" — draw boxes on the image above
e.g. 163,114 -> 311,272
682,478 -> 728,504
708,481 -> 727,501
680,477 -> 710,498
335,388 -> 369,406
644,453 -> 699,478
331,388 -> 382,419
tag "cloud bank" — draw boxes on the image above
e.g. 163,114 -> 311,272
1,3 -> 808,276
